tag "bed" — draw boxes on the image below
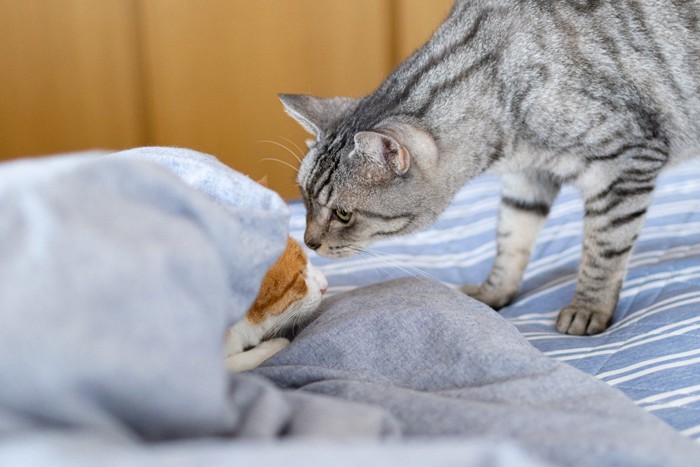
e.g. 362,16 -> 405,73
1,147 -> 699,466
287,156 -> 700,443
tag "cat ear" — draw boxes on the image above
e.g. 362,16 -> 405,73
279,94 -> 358,137
256,175 -> 269,188
354,131 -> 411,176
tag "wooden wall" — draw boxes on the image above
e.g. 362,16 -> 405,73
0,1 -> 145,157
0,0 -> 452,198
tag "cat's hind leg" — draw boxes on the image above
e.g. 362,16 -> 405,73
462,173 -> 560,309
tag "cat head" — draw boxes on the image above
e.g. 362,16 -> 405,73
280,94 -> 440,258
246,236 -> 327,336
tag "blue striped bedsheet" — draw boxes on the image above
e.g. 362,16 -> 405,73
288,160 -> 700,442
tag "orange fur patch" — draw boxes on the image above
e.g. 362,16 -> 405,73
247,237 -> 308,324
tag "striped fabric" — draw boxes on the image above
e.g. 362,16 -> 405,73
288,161 -> 700,442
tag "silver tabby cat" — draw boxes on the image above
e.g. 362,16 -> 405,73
280,0 -> 700,335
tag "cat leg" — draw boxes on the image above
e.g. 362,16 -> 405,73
225,337 -> 290,373
462,173 -> 560,308
557,169 -> 658,335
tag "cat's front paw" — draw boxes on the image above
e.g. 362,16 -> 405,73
461,284 -> 514,310
556,304 -> 612,335
257,337 -> 291,354
225,338 -> 291,373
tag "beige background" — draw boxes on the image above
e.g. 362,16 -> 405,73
0,0 -> 453,198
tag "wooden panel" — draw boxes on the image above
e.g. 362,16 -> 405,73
393,0 -> 454,63
139,0 -> 393,199
0,0 -> 145,159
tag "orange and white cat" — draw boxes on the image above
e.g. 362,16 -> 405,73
224,237 -> 327,372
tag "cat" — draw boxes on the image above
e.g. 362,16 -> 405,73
225,236 -> 328,372
278,0 -> 700,335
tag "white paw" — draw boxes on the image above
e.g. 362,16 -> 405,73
257,337 -> 291,353
225,338 -> 290,373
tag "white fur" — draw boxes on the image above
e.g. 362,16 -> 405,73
224,259 -> 327,372
225,338 -> 290,373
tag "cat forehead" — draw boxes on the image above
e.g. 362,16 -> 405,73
299,164 -> 367,209
297,138 -> 356,197
297,150 -> 318,188
247,238 -> 309,323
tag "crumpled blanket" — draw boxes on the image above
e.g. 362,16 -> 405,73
0,147 -> 698,467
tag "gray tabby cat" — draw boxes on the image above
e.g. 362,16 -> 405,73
279,0 -> 700,335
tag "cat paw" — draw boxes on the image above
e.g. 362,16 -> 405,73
461,284 -> 513,310
258,337 -> 291,353
225,338 -> 291,373
556,304 -> 612,335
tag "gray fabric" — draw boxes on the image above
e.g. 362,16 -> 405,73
0,435 -> 548,467
0,148 -> 288,441
1,148 -> 698,466
251,279 -> 700,466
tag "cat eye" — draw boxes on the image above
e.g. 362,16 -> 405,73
334,208 -> 352,223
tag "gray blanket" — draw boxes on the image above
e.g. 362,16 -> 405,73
1,148 -> 698,466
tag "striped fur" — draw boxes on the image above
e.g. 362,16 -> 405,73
280,0 -> 700,335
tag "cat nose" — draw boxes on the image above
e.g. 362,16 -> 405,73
304,237 -> 321,250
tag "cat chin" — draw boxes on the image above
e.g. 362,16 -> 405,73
305,261 -> 328,294
325,250 -> 357,259
317,244 -> 366,259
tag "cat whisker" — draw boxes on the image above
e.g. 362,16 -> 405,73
264,311 -> 296,341
263,303 -> 301,340
258,139 -> 303,165
349,247 -> 389,281
292,307 -> 307,335
357,247 -> 442,285
278,136 -> 305,163
259,157 -> 300,174
266,300 -> 319,341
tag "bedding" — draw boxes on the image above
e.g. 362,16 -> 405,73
1,147 -> 699,466
290,157 -> 700,442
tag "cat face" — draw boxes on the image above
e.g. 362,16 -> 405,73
247,236 -> 327,330
280,94 -> 440,258
224,237 -> 327,358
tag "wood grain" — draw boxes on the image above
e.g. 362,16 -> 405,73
138,0 -> 393,198
0,0 -> 145,159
